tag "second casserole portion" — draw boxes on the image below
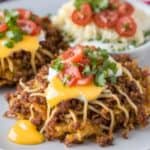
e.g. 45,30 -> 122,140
0,9 -> 67,86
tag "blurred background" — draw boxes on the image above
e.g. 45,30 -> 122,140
0,0 -> 149,15
0,0 -> 149,66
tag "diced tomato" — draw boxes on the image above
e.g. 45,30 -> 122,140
17,19 -> 40,35
58,71 -> 78,86
79,57 -> 90,65
58,46 -> 95,86
109,0 -> 121,9
61,46 -> 84,63
71,3 -> 93,26
61,48 -> 75,59
65,65 -> 82,80
0,23 -> 8,32
31,25 -> 41,35
94,10 -> 119,28
60,64 -> 82,86
59,62 -> 94,86
118,2 -> 134,16
77,75 -> 93,85
31,15 -> 42,26
115,16 -> 137,37
67,78 -> 78,86
17,8 -> 32,19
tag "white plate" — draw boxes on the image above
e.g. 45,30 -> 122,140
0,0 -> 150,150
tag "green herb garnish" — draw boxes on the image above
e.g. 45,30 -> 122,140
102,60 -> 117,74
4,9 -> 18,28
83,65 -> 91,75
51,58 -> 64,71
100,49 -> 109,59
0,9 -> 25,48
74,0 -> 109,12
2,40 -> 14,48
84,47 -> 118,86
144,30 -> 150,37
96,34 -> 102,41
6,28 -> 23,42
110,75 -> 117,84
130,40 -> 137,47
95,72 -> 106,86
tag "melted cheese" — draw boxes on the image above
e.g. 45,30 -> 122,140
46,77 -> 104,108
0,35 -> 40,73
8,120 -> 45,145
0,35 -> 39,58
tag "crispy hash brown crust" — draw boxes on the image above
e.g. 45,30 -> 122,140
5,54 -> 150,146
0,17 -> 67,87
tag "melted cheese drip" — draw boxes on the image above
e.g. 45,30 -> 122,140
0,35 -> 40,73
46,77 -> 104,108
8,120 -> 45,145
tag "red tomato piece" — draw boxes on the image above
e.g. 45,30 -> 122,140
31,15 -> 42,26
17,8 -> 32,19
31,25 -> 41,35
61,48 -> 75,59
60,64 -> 82,86
0,23 -> 8,32
118,2 -> 134,16
67,78 -> 78,86
115,16 -> 137,37
77,75 -> 93,85
62,46 -> 84,63
94,10 -> 119,28
71,3 -> 93,26
17,19 -> 40,35
65,65 -> 81,79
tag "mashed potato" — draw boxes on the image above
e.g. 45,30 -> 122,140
52,0 -> 150,52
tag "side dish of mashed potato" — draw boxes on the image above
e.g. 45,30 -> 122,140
52,0 -> 150,52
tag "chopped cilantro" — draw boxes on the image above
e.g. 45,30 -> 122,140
83,65 -> 91,75
2,40 -> 14,48
84,47 -> 118,87
6,28 -> 23,42
74,0 -> 109,12
1,9 -> 25,48
96,34 -> 102,41
93,0 -> 109,12
110,75 -> 117,84
102,60 -> 117,74
95,72 -> 106,86
130,40 -> 137,46
144,30 -> 150,37
4,9 -> 18,28
100,49 -> 109,59
51,58 -> 64,71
